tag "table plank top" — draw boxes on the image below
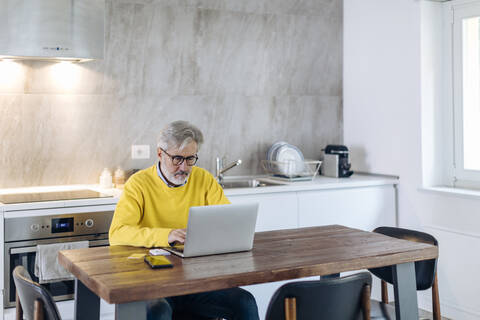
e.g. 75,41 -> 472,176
58,225 -> 438,304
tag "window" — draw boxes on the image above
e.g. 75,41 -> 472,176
452,2 -> 480,187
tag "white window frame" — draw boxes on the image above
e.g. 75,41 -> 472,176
446,0 -> 480,188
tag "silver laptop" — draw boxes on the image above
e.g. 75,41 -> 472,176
164,203 -> 259,258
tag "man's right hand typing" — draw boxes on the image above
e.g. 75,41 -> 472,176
168,228 -> 186,245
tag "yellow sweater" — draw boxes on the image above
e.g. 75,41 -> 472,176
109,165 -> 230,247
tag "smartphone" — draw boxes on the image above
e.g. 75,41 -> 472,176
144,255 -> 173,269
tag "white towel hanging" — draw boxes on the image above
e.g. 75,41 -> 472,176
34,241 -> 89,284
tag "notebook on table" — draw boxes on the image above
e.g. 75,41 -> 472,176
163,203 -> 259,258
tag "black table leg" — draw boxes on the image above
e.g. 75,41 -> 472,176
74,279 -> 100,320
392,262 -> 419,320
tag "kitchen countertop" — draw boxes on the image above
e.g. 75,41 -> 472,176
0,184 -> 121,212
223,173 -> 398,196
0,173 -> 398,212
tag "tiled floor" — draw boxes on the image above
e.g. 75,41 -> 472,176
378,301 -> 451,320
418,308 -> 451,320
4,301 -> 452,320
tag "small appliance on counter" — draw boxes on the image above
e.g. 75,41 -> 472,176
321,145 -> 354,178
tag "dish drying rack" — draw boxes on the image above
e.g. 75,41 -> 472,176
261,160 -> 322,182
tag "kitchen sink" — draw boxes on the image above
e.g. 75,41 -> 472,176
220,178 -> 284,189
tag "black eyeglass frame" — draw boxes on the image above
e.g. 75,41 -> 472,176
160,148 -> 199,166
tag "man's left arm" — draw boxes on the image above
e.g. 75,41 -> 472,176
205,175 -> 230,205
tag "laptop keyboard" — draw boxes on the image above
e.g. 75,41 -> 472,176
172,245 -> 184,253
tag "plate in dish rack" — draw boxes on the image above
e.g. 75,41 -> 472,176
267,141 -> 288,171
275,144 -> 304,176
267,141 -> 287,161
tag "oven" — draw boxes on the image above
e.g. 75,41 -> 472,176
3,210 -> 114,308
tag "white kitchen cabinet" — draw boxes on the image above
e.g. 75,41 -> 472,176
297,185 -> 397,231
228,192 -> 298,232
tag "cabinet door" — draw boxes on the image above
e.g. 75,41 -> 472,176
228,192 -> 298,232
298,185 -> 396,231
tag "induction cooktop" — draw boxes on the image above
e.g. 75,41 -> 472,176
0,189 -> 112,204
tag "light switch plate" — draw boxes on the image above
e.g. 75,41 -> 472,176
131,145 -> 150,159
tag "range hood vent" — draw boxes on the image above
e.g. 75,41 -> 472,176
0,0 -> 104,62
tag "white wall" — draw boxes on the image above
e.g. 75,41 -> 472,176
344,0 -> 480,319
420,1 -> 449,187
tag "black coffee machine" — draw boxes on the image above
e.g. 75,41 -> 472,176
321,145 -> 354,178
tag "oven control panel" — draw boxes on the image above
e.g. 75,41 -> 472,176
4,211 -> 114,242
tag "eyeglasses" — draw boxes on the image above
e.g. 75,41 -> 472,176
160,148 -> 198,166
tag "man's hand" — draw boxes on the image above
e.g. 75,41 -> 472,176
168,228 -> 186,245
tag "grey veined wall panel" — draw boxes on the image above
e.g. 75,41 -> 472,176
0,0 -> 343,187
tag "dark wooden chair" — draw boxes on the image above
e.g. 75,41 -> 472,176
265,272 -> 372,320
13,265 -> 62,320
368,227 -> 441,320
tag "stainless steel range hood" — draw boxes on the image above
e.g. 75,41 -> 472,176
0,0 -> 104,62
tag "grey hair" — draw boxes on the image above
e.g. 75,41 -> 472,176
157,120 -> 204,151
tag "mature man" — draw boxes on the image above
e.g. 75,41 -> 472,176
109,121 -> 259,320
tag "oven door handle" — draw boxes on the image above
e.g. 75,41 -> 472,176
10,246 -> 37,254
9,239 -> 110,255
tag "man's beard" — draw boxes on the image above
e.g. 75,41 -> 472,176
161,163 -> 190,186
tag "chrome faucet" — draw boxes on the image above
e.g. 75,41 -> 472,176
216,157 -> 242,183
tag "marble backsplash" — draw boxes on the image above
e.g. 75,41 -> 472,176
0,0 -> 342,188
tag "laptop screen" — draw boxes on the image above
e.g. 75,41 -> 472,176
165,203 -> 258,258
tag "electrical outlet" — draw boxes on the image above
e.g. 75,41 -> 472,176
131,145 -> 150,159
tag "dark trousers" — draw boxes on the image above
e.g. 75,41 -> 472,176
147,287 -> 259,320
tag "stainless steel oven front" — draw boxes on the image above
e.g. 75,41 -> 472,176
4,210 -> 113,308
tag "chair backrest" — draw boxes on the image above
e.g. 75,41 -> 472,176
369,226 -> 438,290
13,266 -> 62,320
265,272 -> 372,320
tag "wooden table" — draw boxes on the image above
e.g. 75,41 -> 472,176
59,225 -> 438,320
